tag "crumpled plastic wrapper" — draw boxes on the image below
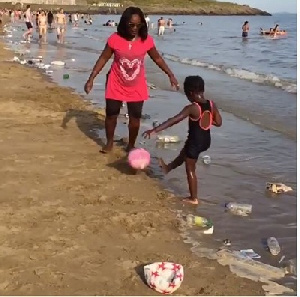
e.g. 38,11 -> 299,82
266,182 -> 293,194
144,262 -> 184,294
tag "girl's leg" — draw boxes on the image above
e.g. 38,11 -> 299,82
127,101 -> 144,152
159,147 -> 185,174
103,99 -> 122,153
183,157 -> 198,204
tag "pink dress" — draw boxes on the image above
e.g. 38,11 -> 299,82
105,33 -> 155,102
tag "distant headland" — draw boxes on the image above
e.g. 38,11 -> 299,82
0,0 -> 272,16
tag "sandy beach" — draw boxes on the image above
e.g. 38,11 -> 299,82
0,23 -> 268,295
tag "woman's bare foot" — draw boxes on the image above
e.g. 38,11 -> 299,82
182,197 -> 199,205
100,142 -> 113,154
125,145 -> 135,153
158,158 -> 169,174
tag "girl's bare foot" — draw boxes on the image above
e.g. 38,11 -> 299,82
158,158 -> 169,174
182,197 -> 199,205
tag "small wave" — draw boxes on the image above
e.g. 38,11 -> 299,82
162,53 -> 297,94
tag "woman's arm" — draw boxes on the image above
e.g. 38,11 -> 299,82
147,47 -> 179,90
88,43 -> 113,81
212,102 -> 222,127
84,43 -> 113,94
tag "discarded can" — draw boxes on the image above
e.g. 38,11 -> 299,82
152,121 -> 160,128
63,74 -> 70,79
202,155 -> 211,164
223,239 -> 231,246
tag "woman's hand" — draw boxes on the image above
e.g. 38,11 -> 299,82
84,79 -> 93,94
142,129 -> 155,139
169,75 -> 180,90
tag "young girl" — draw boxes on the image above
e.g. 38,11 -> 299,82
142,75 -> 222,205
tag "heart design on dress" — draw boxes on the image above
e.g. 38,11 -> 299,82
119,58 -> 141,81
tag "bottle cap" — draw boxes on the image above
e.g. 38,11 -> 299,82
206,219 -> 213,228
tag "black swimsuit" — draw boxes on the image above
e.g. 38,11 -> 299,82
184,100 -> 213,160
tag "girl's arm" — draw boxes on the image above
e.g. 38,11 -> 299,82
143,104 -> 196,138
212,102 -> 222,127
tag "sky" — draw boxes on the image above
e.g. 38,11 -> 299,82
218,0 -> 297,13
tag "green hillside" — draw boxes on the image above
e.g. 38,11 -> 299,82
88,0 -> 271,15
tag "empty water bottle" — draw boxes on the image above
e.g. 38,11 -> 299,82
267,237 -> 281,256
225,202 -> 252,216
156,135 -> 180,143
186,214 -> 213,228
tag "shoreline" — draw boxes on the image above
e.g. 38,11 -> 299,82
0,20 -> 268,295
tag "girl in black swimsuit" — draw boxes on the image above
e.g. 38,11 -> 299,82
143,75 -> 222,205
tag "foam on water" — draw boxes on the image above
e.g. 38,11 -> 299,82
162,53 -> 297,94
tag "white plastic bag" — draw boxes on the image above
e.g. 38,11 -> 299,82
144,262 -> 184,294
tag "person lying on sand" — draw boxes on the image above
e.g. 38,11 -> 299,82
143,75 -> 222,205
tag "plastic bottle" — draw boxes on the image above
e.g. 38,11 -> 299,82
186,214 -> 213,228
225,202 -> 252,216
156,135 -> 180,143
284,259 -> 297,276
267,237 -> 281,256
63,74 -> 70,79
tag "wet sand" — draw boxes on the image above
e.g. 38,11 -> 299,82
0,27 -> 265,295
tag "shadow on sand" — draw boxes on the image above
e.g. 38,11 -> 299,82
61,108 -> 105,147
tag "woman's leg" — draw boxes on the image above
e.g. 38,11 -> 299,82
127,101 -> 144,152
103,99 -> 122,153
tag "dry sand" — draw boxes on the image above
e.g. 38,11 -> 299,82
0,27 -> 265,295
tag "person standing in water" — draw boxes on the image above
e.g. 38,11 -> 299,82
47,10 -> 54,29
144,13 -> 150,28
242,21 -> 249,37
23,5 -> 33,42
158,17 -> 165,36
55,8 -> 66,44
143,76 -> 222,205
84,7 -> 179,153
38,10 -> 47,44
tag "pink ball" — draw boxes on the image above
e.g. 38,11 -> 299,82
128,148 -> 151,170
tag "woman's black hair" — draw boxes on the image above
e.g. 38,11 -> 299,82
183,76 -> 205,95
117,7 -> 148,41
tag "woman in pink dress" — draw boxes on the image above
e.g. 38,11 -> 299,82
84,7 -> 179,153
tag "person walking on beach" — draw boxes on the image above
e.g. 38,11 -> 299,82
38,10 -> 47,44
242,21 -> 249,37
47,10 -> 54,29
84,6 -> 179,153
143,76 -> 222,205
157,17 -> 165,36
55,8 -> 66,44
23,5 -> 33,42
